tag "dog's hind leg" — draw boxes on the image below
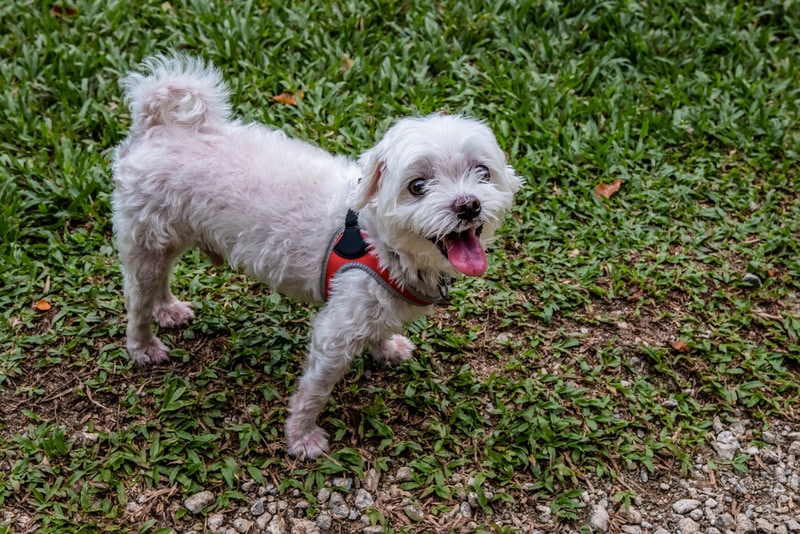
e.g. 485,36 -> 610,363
121,245 -> 190,365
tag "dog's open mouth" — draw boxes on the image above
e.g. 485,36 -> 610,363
431,225 -> 487,276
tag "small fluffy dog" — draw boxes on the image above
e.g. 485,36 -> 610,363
112,54 -> 520,459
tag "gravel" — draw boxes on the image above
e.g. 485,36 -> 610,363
6,416 -> 796,532
197,417 -> 794,533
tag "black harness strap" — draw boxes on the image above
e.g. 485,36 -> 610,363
333,209 -> 369,259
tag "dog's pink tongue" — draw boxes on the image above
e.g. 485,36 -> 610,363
444,229 -> 487,276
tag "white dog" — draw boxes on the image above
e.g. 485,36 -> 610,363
112,54 -> 520,460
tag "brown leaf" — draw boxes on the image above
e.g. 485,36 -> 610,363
341,53 -> 355,72
669,340 -> 690,353
272,91 -> 303,106
34,299 -> 52,312
595,179 -> 622,200
51,5 -> 78,16
626,289 -> 644,302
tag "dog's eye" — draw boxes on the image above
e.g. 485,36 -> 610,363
408,178 -> 428,196
475,165 -> 491,183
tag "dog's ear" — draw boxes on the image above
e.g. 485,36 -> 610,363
352,147 -> 385,210
505,164 -> 522,193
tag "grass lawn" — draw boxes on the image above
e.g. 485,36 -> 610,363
1,0 -> 799,532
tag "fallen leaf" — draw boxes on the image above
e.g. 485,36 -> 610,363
626,289 -> 644,302
669,340 -> 690,353
595,179 -> 622,200
272,91 -> 303,106
34,299 -> 52,312
341,53 -> 355,72
51,5 -> 78,16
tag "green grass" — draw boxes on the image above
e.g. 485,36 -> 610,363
1,0 -> 799,531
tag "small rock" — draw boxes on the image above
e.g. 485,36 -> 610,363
495,332 -> 512,344
364,468 -> 381,493
662,399 -> 679,408
265,515 -> 287,534
619,506 -> 642,524
251,498 -> 266,516
713,416 -> 725,434
207,513 -> 225,531
363,527 -> 384,534
786,520 -> 800,532
255,513 -> 273,530
315,513 -> 332,531
742,273 -> 762,288
354,489 -> 374,510
737,513 -> 757,534
394,467 -> 412,483
460,501 -> 471,518
788,441 -> 800,456
185,491 -> 215,514
329,493 -> 350,519
332,477 -> 352,491
689,508 -> 704,521
714,431 -> 741,460
589,505 -> 610,532
718,513 -> 736,530
404,504 -> 424,522
620,526 -> 642,534
762,449 -> 781,464
75,431 -> 100,445
730,423 -> 746,437
232,518 -> 252,534
317,487 -> 331,504
677,517 -> 700,533
290,518 -> 320,534
673,499 -> 702,514
763,431 -> 779,445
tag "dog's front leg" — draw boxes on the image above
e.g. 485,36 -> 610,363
369,335 -> 416,365
285,303 -> 371,460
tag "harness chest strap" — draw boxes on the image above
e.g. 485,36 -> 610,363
321,210 -> 443,306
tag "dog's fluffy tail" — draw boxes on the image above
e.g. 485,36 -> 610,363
122,54 -> 231,134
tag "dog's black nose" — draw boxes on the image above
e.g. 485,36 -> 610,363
454,195 -> 482,221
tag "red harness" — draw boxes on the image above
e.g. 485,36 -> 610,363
322,211 -> 442,306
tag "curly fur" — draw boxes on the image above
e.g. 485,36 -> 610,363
112,54 -> 520,459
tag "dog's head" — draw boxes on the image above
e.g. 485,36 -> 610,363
352,114 -> 520,277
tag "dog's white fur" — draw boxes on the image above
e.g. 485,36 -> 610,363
112,54 -> 520,460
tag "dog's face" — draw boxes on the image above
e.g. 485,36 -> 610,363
352,115 -> 520,276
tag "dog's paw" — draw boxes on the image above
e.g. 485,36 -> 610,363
128,338 -> 170,365
372,335 -> 416,366
286,426 -> 329,460
154,301 -> 194,328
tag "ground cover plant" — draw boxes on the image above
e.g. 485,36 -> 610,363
1,0 -> 799,532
